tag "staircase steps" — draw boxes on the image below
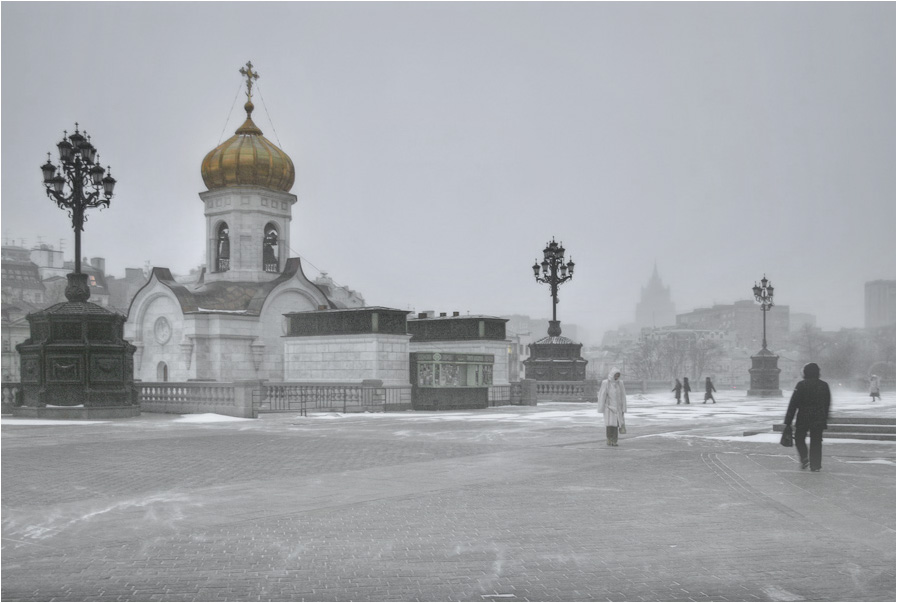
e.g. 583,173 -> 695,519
764,417 -> 896,441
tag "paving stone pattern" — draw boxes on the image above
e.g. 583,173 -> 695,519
2,405 -> 895,602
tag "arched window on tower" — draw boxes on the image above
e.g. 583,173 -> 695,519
263,224 -> 279,273
216,223 -> 230,272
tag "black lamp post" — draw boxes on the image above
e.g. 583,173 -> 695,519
14,124 -> 136,418
747,274 -> 782,397
752,274 -> 774,350
523,237 -> 588,384
532,237 -> 575,337
41,123 -> 116,300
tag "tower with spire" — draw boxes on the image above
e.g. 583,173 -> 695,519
635,263 -> 676,328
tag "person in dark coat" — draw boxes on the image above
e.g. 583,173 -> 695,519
703,377 -> 716,404
869,374 -> 881,402
672,379 -> 683,404
784,362 -> 831,472
682,377 -> 691,404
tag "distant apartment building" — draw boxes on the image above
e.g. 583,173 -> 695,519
1,245 -> 46,305
676,300 -> 790,351
502,314 -> 586,345
865,280 -> 896,329
789,312 -> 817,332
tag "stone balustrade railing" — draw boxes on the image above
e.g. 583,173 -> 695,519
138,381 -> 254,418
2,380 -> 537,417
536,380 -> 599,402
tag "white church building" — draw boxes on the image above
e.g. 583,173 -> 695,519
125,65 -> 363,383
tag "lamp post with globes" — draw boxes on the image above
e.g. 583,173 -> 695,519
524,237 -> 589,385
752,275 -> 774,350
747,274 -> 782,397
40,124 -> 116,301
532,237 -> 575,338
14,124 -> 137,418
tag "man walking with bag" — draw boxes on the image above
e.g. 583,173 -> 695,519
784,362 -> 831,472
598,367 -> 627,446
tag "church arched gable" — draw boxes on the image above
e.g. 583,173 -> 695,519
256,287 -> 321,380
129,289 -> 184,342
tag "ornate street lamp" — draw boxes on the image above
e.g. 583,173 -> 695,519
524,237 -> 588,385
41,123 -> 116,300
752,274 -> 774,350
747,274 -> 782,397
14,124 -> 136,418
532,237 -> 575,337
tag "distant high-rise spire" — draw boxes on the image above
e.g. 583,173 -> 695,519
636,263 -> 676,328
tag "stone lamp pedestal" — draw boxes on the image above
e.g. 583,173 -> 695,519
747,347 -> 783,398
14,273 -> 139,419
523,320 -> 588,381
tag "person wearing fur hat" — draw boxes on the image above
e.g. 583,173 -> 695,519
784,362 -> 831,472
597,367 -> 627,446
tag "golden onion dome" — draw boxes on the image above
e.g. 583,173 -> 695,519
201,99 -> 295,192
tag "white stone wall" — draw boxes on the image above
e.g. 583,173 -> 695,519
284,334 -> 411,385
188,314 -> 259,381
408,340 -> 512,385
129,289 -> 186,382
258,289 -> 319,380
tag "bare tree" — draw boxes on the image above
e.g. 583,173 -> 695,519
657,336 -> 687,380
689,337 -> 723,380
625,338 -> 661,380
794,323 -> 829,365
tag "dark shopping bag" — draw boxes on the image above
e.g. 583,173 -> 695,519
780,424 -> 793,447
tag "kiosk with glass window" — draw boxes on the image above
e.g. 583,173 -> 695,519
410,352 -> 493,410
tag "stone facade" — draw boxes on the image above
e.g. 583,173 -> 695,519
126,261 -> 331,382
282,307 -> 412,385
284,334 -> 411,385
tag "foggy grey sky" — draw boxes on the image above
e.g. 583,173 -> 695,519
2,2 -> 894,339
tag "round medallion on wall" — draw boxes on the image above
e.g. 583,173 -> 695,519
433,352 -> 442,362
154,316 -> 172,345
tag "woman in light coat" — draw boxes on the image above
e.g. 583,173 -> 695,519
597,367 -> 627,446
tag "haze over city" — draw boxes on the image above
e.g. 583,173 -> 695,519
2,2 -> 894,338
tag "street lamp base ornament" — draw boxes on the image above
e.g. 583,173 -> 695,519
64,272 -> 91,302
547,320 -> 562,337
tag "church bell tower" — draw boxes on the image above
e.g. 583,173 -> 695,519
199,61 -> 297,283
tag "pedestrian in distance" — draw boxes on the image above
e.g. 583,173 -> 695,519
672,378 -> 683,404
598,367 -> 627,447
784,362 -> 831,472
682,377 -> 691,404
870,374 -> 881,402
703,377 -> 716,404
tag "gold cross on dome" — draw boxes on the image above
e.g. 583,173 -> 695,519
239,61 -> 260,99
